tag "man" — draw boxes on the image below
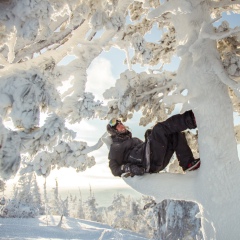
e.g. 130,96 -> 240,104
107,110 -> 200,177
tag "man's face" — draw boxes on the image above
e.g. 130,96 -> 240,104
115,122 -> 126,133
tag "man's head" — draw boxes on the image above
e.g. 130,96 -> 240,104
107,118 -> 130,138
108,118 -> 126,133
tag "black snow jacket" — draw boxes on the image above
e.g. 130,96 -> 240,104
108,133 -> 145,177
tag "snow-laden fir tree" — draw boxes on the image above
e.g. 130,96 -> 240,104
49,179 -> 61,216
83,187 -> 101,222
0,179 -> 6,206
76,189 -> 85,219
43,177 -> 50,225
68,193 -> 78,218
0,179 -> 6,196
60,196 -> 69,218
0,173 -> 40,217
31,172 -> 44,215
1,0 -> 240,238
105,193 -> 129,229
104,192 -> 149,234
154,200 -> 202,240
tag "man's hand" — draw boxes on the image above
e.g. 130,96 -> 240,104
122,163 -> 145,176
130,165 -> 145,175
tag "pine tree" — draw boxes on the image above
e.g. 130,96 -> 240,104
0,179 -> 6,196
76,189 -> 85,219
0,180 -> 6,206
83,186 -> 99,222
31,173 -> 44,215
49,179 -> 61,215
0,173 -> 40,217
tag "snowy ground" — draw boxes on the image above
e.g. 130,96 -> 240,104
0,216 -> 149,240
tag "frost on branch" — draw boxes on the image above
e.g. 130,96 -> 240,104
130,26 -> 176,66
0,120 -> 21,180
216,21 -> 240,113
19,114 -> 75,156
61,93 -> 107,124
21,140 -> 95,177
0,0 -> 92,64
0,0 -> 54,63
0,66 -> 60,130
217,21 -> 240,78
128,1 -> 149,21
103,69 -> 176,126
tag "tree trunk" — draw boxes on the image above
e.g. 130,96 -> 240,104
164,0 -> 240,237
177,2 -> 240,238
188,64 -> 240,239
125,1 -> 240,239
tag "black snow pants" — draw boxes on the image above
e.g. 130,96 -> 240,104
149,110 -> 196,173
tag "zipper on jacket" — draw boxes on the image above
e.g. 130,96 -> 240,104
129,155 -> 142,162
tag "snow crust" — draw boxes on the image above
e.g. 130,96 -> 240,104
0,216 -> 149,240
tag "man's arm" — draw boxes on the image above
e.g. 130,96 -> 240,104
109,159 -> 145,177
109,159 -> 123,177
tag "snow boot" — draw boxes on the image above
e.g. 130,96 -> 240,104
184,158 -> 200,171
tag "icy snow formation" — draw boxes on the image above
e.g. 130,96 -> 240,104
103,69 -> 176,125
0,120 -> 21,180
21,140 -> 95,177
0,216 -> 149,240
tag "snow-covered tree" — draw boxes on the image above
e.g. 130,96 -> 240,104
83,186 -> 100,222
1,0 -> 240,238
31,173 -> 44,215
59,196 -> 69,217
155,200 -> 202,240
76,189 -> 85,219
0,180 -> 6,206
68,193 -> 78,218
0,173 -> 40,217
49,179 -> 61,215
43,177 -> 50,225
0,179 -> 6,195
105,193 -> 129,228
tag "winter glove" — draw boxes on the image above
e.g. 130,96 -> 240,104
122,163 -> 145,177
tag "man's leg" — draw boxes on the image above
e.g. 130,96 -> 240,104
149,110 -> 197,172
151,111 -> 196,138
172,132 -> 195,170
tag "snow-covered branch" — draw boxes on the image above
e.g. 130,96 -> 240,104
20,131 -> 109,177
201,21 -> 240,41
103,69 -> 176,126
123,172 -> 196,202
20,140 -> 95,177
19,114 -> 76,156
14,21 -> 85,64
147,0 -> 192,20
60,93 -> 107,124
0,63 -> 60,129
0,120 -> 21,180
82,132 -> 109,154
210,0 -> 240,9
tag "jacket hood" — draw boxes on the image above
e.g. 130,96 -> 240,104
107,124 -> 132,140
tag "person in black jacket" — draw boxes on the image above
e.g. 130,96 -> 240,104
107,110 -> 200,177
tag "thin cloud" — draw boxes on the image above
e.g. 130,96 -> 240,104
86,57 -> 115,101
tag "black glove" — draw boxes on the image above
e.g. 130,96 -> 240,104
131,165 -> 145,176
122,163 -> 145,176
